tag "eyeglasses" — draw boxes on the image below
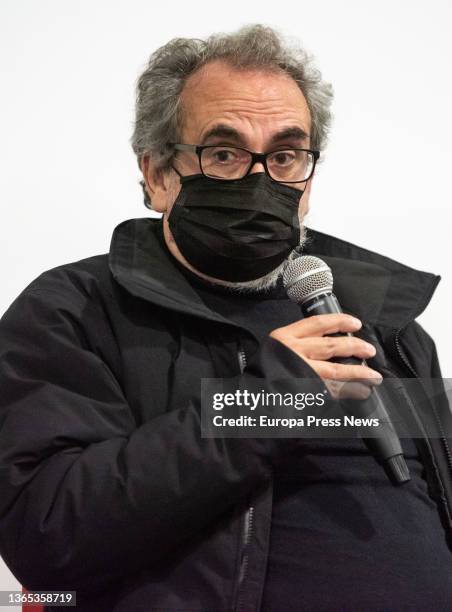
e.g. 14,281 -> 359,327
168,143 -> 320,183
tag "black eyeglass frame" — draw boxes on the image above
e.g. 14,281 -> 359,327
168,143 -> 320,184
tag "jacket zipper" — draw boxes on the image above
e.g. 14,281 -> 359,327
236,342 -> 255,611
237,505 -> 255,611
394,328 -> 452,478
384,363 -> 452,527
238,346 -> 247,372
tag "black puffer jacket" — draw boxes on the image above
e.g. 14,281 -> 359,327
0,218 -> 450,611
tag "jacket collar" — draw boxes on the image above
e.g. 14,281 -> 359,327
109,217 -> 440,331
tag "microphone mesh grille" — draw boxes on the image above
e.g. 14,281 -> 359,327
283,255 -> 333,302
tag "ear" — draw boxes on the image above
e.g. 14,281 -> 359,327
140,156 -> 175,213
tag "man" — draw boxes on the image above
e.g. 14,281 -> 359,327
0,24 -> 451,611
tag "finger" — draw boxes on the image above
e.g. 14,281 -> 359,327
276,313 -> 362,339
309,360 -> 383,383
325,380 -> 373,401
296,336 -> 376,361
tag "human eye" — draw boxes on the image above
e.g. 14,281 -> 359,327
269,150 -> 297,167
210,147 -> 241,164
201,146 -> 248,179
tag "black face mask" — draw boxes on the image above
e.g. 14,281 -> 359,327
168,172 -> 303,282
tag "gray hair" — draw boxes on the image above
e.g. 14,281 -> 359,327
207,226 -> 308,293
132,24 -> 334,206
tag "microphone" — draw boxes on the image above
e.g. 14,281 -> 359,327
283,255 -> 410,486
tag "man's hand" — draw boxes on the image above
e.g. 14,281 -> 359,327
269,313 -> 382,399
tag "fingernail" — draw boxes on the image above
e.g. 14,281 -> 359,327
350,317 -> 361,328
366,343 -> 376,354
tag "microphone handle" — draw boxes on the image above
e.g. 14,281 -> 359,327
301,293 -> 410,485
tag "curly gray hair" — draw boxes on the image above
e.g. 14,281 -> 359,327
132,24 -> 334,206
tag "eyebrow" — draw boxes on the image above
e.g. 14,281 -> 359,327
271,126 -> 309,143
201,125 -> 243,144
200,124 -> 310,147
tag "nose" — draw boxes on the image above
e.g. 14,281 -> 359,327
248,160 -> 266,175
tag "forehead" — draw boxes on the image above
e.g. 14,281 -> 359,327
179,60 -> 311,141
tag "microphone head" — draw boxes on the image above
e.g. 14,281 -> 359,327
283,255 -> 333,303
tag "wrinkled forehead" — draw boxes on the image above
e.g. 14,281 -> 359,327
179,60 -> 311,143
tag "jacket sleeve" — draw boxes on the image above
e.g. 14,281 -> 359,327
0,275 -> 323,592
